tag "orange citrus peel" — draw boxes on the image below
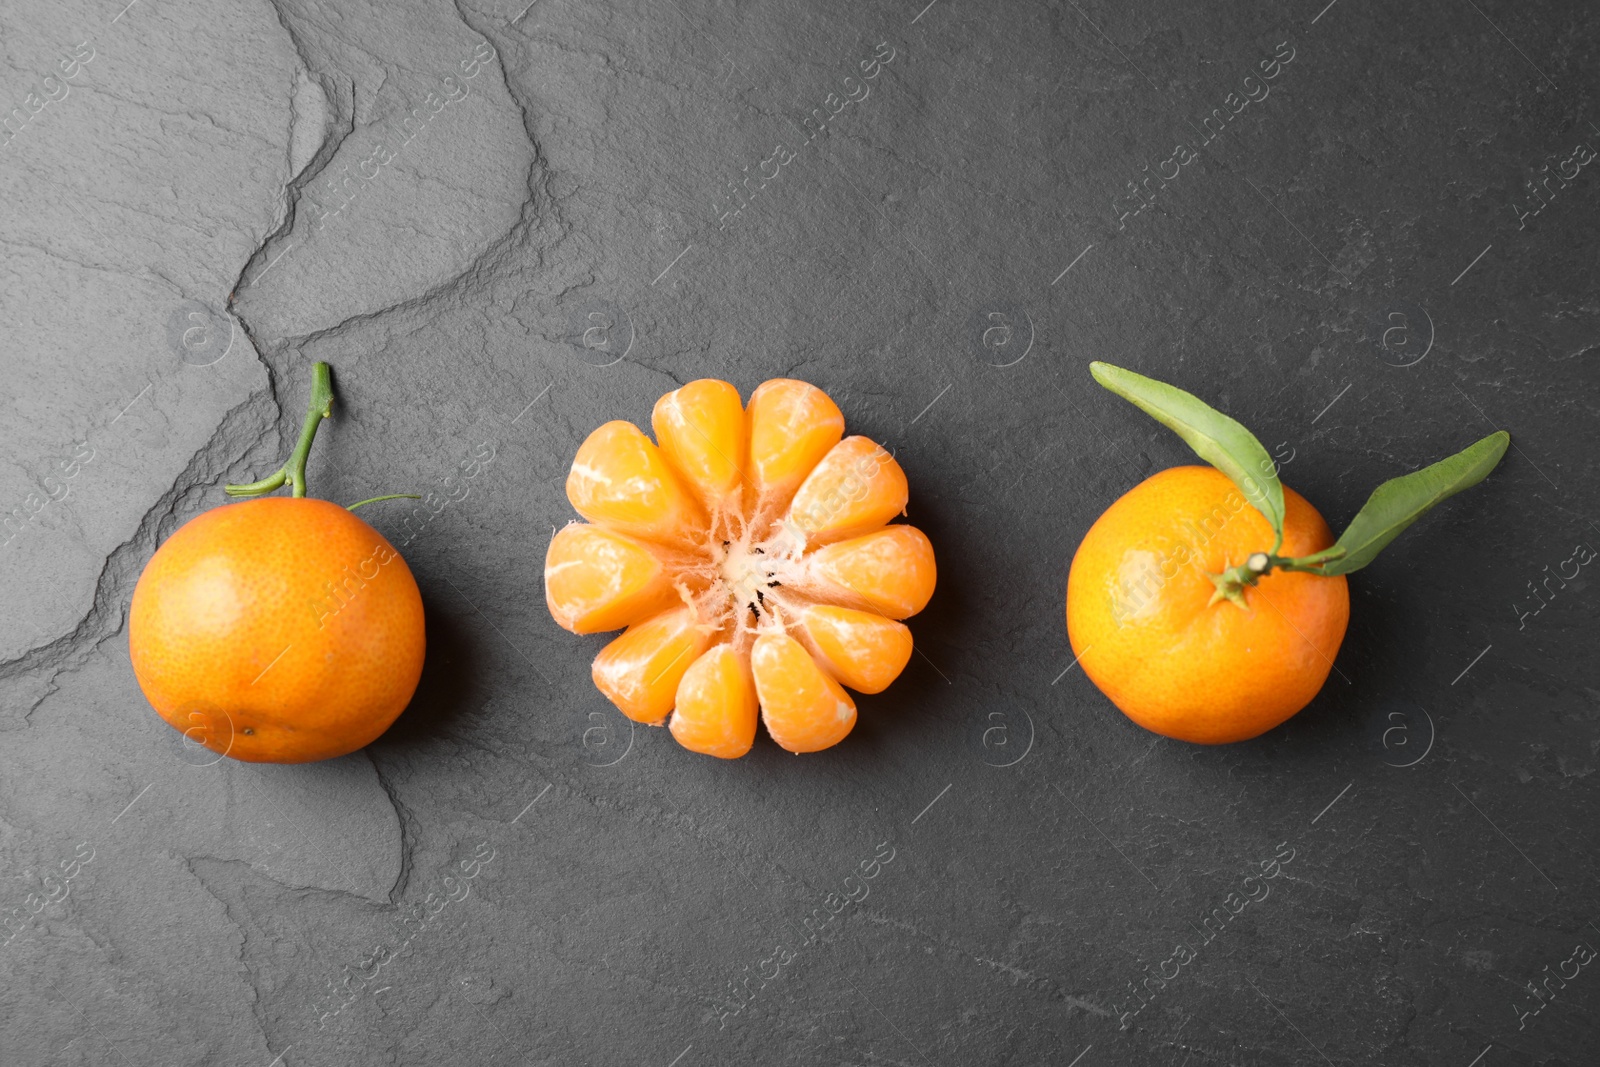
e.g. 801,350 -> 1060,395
545,378 -> 935,757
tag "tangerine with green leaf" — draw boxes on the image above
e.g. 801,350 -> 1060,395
1066,362 -> 1508,744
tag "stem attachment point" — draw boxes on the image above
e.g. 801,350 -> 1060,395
1207,547 -> 1350,608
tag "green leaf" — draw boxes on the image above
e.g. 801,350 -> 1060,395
1309,431 -> 1510,577
1089,361 -> 1285,538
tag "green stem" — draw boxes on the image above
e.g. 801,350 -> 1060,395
1207,547 -> 1349,608
347,493 -> 421,511
226,363 -> 335,499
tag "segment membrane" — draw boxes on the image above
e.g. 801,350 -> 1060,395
752,632 -> 857,753
591,606 -> 710,723
804,525 -> 936,620
796,604 -> 913,694
567,421 -> 705,545
544,523 -> 678,634
652,379 -> 748,515
745,379 -> 844,515
670,642 -> 759,758
786,436 -> 908,546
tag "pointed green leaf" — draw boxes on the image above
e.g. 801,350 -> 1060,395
1309,431 -> 1510,577
1089,361 -> 1285,538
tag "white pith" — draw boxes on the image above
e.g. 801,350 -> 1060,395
669,503 -> 818,650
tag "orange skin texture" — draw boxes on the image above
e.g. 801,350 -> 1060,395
130,498 -> 426,763
1067,466 -> 1349,744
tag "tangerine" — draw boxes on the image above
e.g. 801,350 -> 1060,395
130,498 -> 425,762
1066,466 -> 1349,744
545,378 -> 935,757
128,362 -> 426,763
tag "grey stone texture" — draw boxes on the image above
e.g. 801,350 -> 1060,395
2,0 -> 1597,1063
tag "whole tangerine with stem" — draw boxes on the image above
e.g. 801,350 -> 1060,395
1068,361 -> 1508,745
130,363 -> 425,763
544,378 -> 936,758
1067,466 -> 1349,744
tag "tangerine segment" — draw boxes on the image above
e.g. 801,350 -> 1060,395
795,604 -> 913,695
805,525 -> 936,620
745,379 -> 844,513
751,632 -> 857,753
670,643 -> 758,758
592,606 -> 711,724
544,523 -> 680,635
1066,466 -> 1349,744
568,421 -> 706,545
652,379 -> 748,515
786,436 -> 908,546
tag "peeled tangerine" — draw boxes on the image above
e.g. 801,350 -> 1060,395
545,379 -> 935,758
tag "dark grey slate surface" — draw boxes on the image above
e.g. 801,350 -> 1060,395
2,0 -> 1597,1063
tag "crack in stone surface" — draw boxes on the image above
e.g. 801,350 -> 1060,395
0,386 -> 277,726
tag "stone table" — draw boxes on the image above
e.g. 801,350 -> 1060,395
2,0 -> 1597,1063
